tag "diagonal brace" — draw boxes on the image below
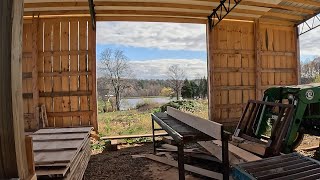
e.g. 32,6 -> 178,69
208,0 -> 242,30
299,15 -> 320,35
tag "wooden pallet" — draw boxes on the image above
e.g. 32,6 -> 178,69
30,127 -> 92,179
232,153 -> 320,180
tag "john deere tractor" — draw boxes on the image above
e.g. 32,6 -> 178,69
258,84 -> 320,153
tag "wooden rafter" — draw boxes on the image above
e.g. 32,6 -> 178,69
241,1 -> 315,14
21,0 -> 320,25
284,0 -> 320,7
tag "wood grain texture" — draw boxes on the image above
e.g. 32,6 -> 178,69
167,107 -> 222,140
0,0 -> 29,178
23,17 -> 97,130
207,20 -> 298,127
33,127 -> 92,179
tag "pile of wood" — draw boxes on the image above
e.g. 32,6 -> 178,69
30,127 -> 92,179
134,141 -> 261,179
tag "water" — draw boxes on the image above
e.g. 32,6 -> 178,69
120,97 -> 172,110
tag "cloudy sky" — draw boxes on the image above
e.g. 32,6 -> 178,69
299,28 -> 320,62
96,21 -> 315,79
96,22 -> 207,80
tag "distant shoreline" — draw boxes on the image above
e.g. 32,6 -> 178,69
122,96 -> 171,99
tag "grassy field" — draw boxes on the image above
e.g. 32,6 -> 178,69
98,100 -> 208,136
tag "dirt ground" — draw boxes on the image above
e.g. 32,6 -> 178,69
84,143 -> 201,180
84,135 -> 319,180
296,134 -> 319,159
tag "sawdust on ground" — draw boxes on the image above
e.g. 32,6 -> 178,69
84,143 -> 202,180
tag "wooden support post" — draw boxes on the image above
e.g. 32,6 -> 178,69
32,16 -> 40,128
0,0 -> 29,178
222,132 -> 230,180
254,20 -> 262,100
207,19 -> 215,121
90,24 -> 98,131
295,26 -> 301,84
177,144 -> 185,180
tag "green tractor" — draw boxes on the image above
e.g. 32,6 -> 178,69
255,84 -> 320,153
260,84 -> 320,152
233,83 -> 320,157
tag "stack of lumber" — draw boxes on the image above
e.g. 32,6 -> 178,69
30,127 -> 92,179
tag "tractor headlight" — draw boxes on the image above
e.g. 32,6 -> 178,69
288,94 -> 294,100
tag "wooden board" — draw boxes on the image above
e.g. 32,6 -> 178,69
198,141 -> 244,165
34,149 -> 77,165
33,139 -> 83,151
34,127 -> 93,134
144,154 -> 223,180
33,127 -> 92,178
212,140 -> 262,162
167,107 -> 222,140
31,133 -> 88,141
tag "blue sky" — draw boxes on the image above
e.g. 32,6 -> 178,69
96,21 -> 207,79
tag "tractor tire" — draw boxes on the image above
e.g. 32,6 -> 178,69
292,132 -> 304,149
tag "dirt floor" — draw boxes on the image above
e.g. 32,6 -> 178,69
84,135 -> 319,180
84,143 -> 202,180
296,134 -> 319,159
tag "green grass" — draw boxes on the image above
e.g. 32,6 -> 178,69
98,99 -> 209,137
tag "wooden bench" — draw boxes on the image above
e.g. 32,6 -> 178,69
151,107 -> 230,180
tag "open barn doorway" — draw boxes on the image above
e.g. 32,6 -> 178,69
95,21 -> 209,140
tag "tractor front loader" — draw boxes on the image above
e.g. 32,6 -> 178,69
232,84 -> 320,157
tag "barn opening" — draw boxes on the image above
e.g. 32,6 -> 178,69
2,0 -> 320,179
95,21 -> 208,137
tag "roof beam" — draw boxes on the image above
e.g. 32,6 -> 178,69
241,1 -> 315,14
284,0 -> 320,7
88,0 -> 96,30
24,4 -> 303,21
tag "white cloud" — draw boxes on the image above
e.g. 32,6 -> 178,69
97,58 -> 207,79
97,22 -> 206,51
299,24 -> 320,57
129,59 -> 207,79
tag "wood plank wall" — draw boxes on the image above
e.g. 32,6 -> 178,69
208,20 -> 298,127
0,0 -> 29,178
22,17 -> 98,131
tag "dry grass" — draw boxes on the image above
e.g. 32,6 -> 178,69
98,100 -> 208,136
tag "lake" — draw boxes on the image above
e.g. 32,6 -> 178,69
120,97 -> 172,110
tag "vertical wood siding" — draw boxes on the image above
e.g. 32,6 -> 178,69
208,20 -> 298,127
22,17 -> 97,131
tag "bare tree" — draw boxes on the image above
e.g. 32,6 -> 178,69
167,65 -> 185,100
100,48 -> 133,111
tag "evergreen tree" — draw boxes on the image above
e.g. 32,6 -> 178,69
202,77 -> 208,98
190,81 -> 199,98
198,77 -> 208,98
181,79 -> 192,98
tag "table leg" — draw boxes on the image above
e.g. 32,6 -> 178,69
178,144 -> 185,180
152,118 -> 156,154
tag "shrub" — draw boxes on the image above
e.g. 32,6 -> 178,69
160,100 -> 199,113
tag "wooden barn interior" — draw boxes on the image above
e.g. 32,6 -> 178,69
1,0 -> 320,179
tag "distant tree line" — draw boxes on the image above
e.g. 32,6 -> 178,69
97,77 -> 174,99
301,56 -> 320,84
98,48 -> 208,111
181,78 -> 207,99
